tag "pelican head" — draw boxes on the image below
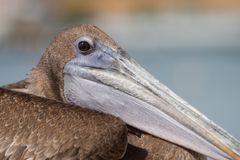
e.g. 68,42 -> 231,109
30,24 -> 240,160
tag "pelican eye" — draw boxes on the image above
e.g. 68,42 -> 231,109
75,36 -> 95,55
78,41 -> 91,54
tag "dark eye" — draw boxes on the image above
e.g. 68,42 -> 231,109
78,41 -> 91,54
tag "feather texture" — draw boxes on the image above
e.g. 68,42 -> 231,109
0,88 -> 127,160
4,80 -> 206,160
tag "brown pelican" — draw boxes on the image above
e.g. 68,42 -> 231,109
2,24 -> 240,160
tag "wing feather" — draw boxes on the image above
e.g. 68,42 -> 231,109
0,88 -> 127,160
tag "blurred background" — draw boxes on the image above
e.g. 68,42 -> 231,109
0,0 -> 239,142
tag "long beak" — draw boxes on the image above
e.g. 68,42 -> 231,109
64,48 -> 240,160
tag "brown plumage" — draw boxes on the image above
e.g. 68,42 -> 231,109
124,131 -> 206,160
0,88 -> 127,160
3,24 -> 206,160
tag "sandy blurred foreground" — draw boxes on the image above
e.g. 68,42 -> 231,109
0,0 -> 240,141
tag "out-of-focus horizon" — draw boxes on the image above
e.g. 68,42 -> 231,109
1,0 -> 240,49
0,0 -> 240,141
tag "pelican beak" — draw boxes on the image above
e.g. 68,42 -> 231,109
64,46 -> 240,160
